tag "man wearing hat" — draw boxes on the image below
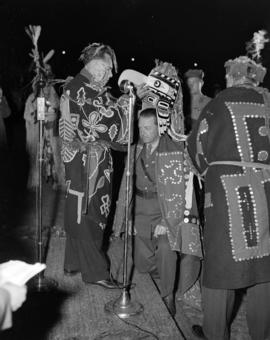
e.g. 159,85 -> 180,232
185,69 -> 211,131
187,31 -> 270,340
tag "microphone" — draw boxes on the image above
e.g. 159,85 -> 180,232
119,80 -> 135,94
37,74 -> 46,121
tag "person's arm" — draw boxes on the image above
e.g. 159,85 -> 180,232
186,105 -> 211,175
0,282 -> 27,330
45,86 -> 59,122
24,95 -> 36,123
0,96 -> 11,119
1,283 -> 27,312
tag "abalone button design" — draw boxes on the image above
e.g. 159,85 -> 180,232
258,150 -> 268,161
258,126 -> 268,137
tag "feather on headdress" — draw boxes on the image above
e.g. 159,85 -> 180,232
25,25 -> 42,72
246,30 -> 269,62
25,25 -> 56,87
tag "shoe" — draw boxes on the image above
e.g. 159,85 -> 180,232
64,269 -> 79,276
90,277 -> 122,289
192,325 -> 206,339
162,293 -> 176,317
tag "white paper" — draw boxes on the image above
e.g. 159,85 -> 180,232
0,261 -> 46,286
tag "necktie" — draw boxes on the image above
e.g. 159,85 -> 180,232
146,144 -> 152,158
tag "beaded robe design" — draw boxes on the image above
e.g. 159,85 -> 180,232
187,85 -> 270,289
113,134 -> 202,257
59,72 -> 129,237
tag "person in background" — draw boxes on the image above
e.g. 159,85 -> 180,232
212,82 -> 223,97
0,86 -> 11,153
24,80 -> 65,190
184,69 -> 211,132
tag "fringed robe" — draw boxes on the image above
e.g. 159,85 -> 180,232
24,86 -> 65,190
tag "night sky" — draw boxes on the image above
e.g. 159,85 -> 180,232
1,0 -> 270,97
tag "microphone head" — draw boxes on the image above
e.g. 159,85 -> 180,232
119,80 -> 134,93
118,69 -> 147,89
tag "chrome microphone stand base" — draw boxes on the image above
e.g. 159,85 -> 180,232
28,273 -> 58,292
105,289 -> 144,319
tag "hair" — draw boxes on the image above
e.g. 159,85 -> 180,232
79,43 -> 117,72
139,108 -> 158,124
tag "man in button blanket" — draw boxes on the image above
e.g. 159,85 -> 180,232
59,42 -> 132,289
188,30 -> 270,340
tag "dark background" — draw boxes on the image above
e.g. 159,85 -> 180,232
0,0 -> 270,117
0,4 -> 268,337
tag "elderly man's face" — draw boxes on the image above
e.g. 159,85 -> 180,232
187,77 -> 203,95
87,53 -> 113,85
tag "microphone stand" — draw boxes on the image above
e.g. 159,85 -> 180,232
30,75 -> 58,292
105,84 -> 143,318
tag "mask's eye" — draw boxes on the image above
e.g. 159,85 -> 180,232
154,80 -> 161,88
146,95 -> 158,106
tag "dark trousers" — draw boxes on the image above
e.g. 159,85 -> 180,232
134,234 -> 177,297
64,234 -> 110,283
202,282 -> 270,340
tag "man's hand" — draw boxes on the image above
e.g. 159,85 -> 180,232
2,283 -> 27,311
136,83 -> 151,100
153,225 -> 167,238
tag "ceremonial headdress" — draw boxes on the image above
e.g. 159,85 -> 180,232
79,42 -> 118,73
25,25 -> 55,88
225,30 -> 269,84
141,60 -> 184,138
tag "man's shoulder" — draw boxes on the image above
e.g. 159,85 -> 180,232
212,87 -> 232,100
27,92 -> 35,101
203,88 -> 241,110
214,86 -> 263,103
64,73 -> 87,91
203,95 -> 212,103
158,134 -> 185,152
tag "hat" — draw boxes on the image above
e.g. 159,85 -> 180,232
224,56 -> 266,84
184,69 -> 204,80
